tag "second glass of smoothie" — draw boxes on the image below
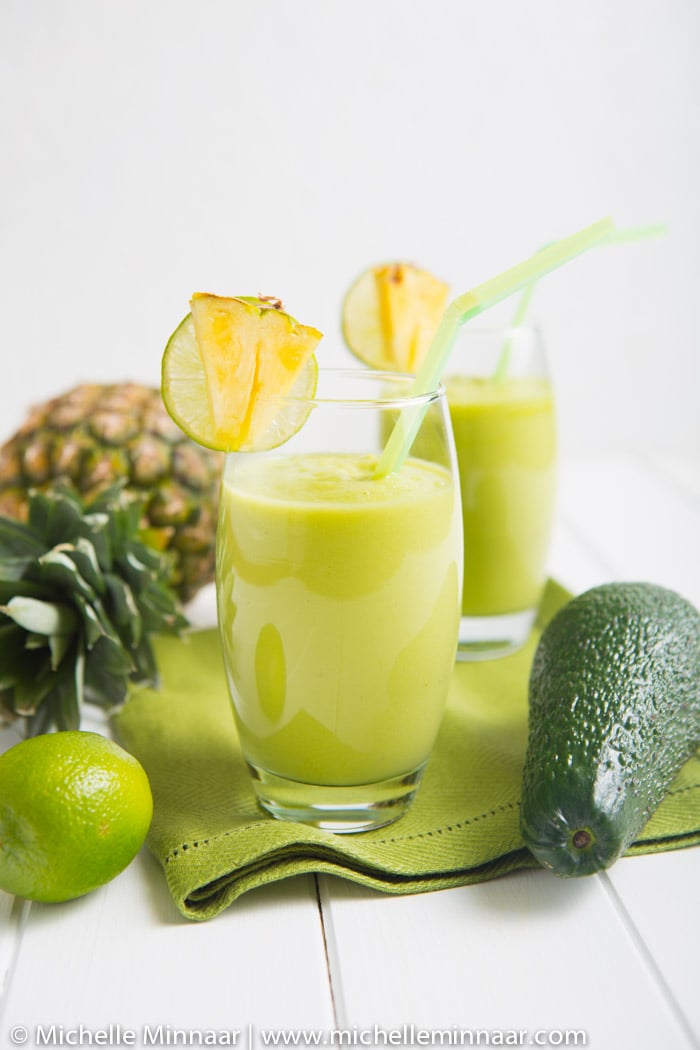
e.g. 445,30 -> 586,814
215,369 -> 462,833
443,325 -> 557,660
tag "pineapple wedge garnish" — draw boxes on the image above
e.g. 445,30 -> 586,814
342,262 -> 449,372
162,295 -> 322,452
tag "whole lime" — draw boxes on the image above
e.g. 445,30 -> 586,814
0,731 -> 153,902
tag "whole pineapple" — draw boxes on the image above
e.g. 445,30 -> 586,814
0,383 -> 223,601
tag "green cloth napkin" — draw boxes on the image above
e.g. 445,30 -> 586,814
114,580 -> 700,921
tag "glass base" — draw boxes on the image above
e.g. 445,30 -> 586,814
247,762 -> 426,834
456,607 -> 536,662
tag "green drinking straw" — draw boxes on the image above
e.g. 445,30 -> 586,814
491,222 -> 666,384
491,280 -> 537,384
374,216 -> 615,478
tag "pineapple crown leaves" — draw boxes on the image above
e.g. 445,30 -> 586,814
0,482 -> 189,735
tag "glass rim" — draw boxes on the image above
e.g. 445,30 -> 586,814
268,367 -> 446,410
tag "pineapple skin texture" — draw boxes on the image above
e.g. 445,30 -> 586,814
0,383 -> 223,602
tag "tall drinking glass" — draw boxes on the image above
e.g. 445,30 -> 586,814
216,369 -> 462,833
443,325 -> 557,660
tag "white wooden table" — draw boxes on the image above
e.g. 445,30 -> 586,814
1,454 -> 698,1050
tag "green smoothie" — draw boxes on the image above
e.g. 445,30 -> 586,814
443,375 -> 556,617
216,452 -> 461,787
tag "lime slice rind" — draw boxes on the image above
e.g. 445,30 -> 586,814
161,313 -> 318,453
161,314 -> 221,450
341,268 -> 391,370
239,358 -> 318,452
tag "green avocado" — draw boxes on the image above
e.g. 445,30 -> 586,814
520,582 -> 700,876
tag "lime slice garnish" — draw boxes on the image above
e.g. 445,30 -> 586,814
162,314 -> 216,447
341,267 -> 386,368
341,262 -> 450,373
161,300 -> 320,452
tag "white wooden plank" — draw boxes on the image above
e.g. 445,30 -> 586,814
557,454 -> 700,606
2,859 -> 334,1043
0,896 -> 27,1030
647,454 -> 700,507
548,515 -> 614,596
603,851 -> 700,1038
320,870 -> 692,1047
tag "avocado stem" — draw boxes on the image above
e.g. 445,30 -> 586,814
572,829 -> 592,850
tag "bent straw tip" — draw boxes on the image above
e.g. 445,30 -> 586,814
604,222 -> 667,244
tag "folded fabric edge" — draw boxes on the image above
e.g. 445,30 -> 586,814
628,825 -> 700,854
169,847 -> 542,922
168,826 -> 700,922
158,809 -> 700,921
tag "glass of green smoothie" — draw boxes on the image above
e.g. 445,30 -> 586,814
215,369 -> 462,833
443,325 -> 556,660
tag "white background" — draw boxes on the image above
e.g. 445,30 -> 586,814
1,0 -> 698,456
